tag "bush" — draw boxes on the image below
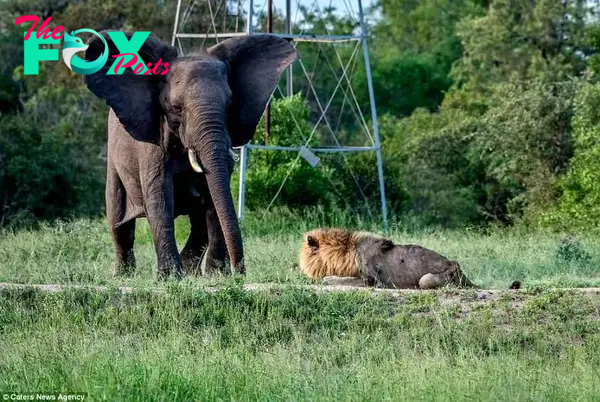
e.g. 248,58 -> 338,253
539,82 -> 600,230
231,94 -> 334,211
0,85 -> 107,228
354,51 -> 453,117
555,236 -> 592,264
474,80 -> 579,224
0,116 -> 77,226
380,109 -> 483,228
231,94 -> 395,219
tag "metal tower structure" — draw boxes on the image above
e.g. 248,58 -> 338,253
171,0 -> 388,232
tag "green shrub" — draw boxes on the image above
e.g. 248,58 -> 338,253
354,51 -> 453,117
231,94 -> 333,211
474,80 -> 579,225
0,115 -> 77,226
554,236 -> 592,264
0,86 -> 106,227
539,82 -> 600,230
380,108 -> 483,228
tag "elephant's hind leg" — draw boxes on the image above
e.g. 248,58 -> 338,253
201,208 -> 229,275
111,221 -> 136,276
180,211 -> 209,276
106,165 -> 136,276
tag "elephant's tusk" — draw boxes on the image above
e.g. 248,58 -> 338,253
188,149 -> 203,173
229,148 -> 240,162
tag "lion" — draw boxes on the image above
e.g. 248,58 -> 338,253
299,227 -> 521,290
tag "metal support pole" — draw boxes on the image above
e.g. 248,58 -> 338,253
236,0 -> 240,31
223,0 -> 227,32
246,0 -> 254,34
237,0 -> 254,220
237,146 -> 248,220
285,0 -> 293,97
171,0 -> 183,46
357,0 -> 388,233
265,0 -> 272,145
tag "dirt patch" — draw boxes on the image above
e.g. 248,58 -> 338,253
1,281 -> 600,296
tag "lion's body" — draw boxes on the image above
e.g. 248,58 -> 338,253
300,228 -> 521,290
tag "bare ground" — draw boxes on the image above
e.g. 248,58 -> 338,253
1,281 -> 599,295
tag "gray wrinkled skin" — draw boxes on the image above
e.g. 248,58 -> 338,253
83,30 -> 296,280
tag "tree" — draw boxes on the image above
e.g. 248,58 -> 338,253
374,0 -> 485,68
447,0 -> 596,110
541,82 -> 600,230
376,108 -> 484,228
473,79 -> 580,223
363,0 -> 488,116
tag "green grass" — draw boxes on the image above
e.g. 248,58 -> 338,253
1,211 -> 599,288
1,212 -> 600,400
0,285 -> 599,400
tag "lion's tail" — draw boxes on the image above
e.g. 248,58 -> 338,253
453,261 -> 522,290
452,261 -> 479,288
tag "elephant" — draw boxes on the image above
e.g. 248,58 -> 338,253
82,30 -> 297,279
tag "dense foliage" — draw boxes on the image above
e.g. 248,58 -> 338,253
1,0 -> 600,230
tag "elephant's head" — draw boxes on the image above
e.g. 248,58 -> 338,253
83,31 -> 297,273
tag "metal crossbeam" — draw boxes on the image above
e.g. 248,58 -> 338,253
175,32 -> 361,42
242,145 -> 376,152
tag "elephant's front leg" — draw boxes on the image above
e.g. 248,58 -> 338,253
142,167 -> 183,280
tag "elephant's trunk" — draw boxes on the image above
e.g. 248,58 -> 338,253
192,133 -> 244,274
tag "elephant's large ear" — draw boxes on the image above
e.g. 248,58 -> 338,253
207,34 -> 297,147
83,30 -> 178,142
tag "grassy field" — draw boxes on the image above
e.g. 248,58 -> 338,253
1,213 -> 600,400
1,212 -> 600,288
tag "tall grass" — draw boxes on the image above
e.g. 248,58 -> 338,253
1,285 -> 599,400
0,209 -> 599,288
1,211 -> 600,399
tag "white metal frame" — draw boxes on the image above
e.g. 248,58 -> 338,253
171,0 -> 388,232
